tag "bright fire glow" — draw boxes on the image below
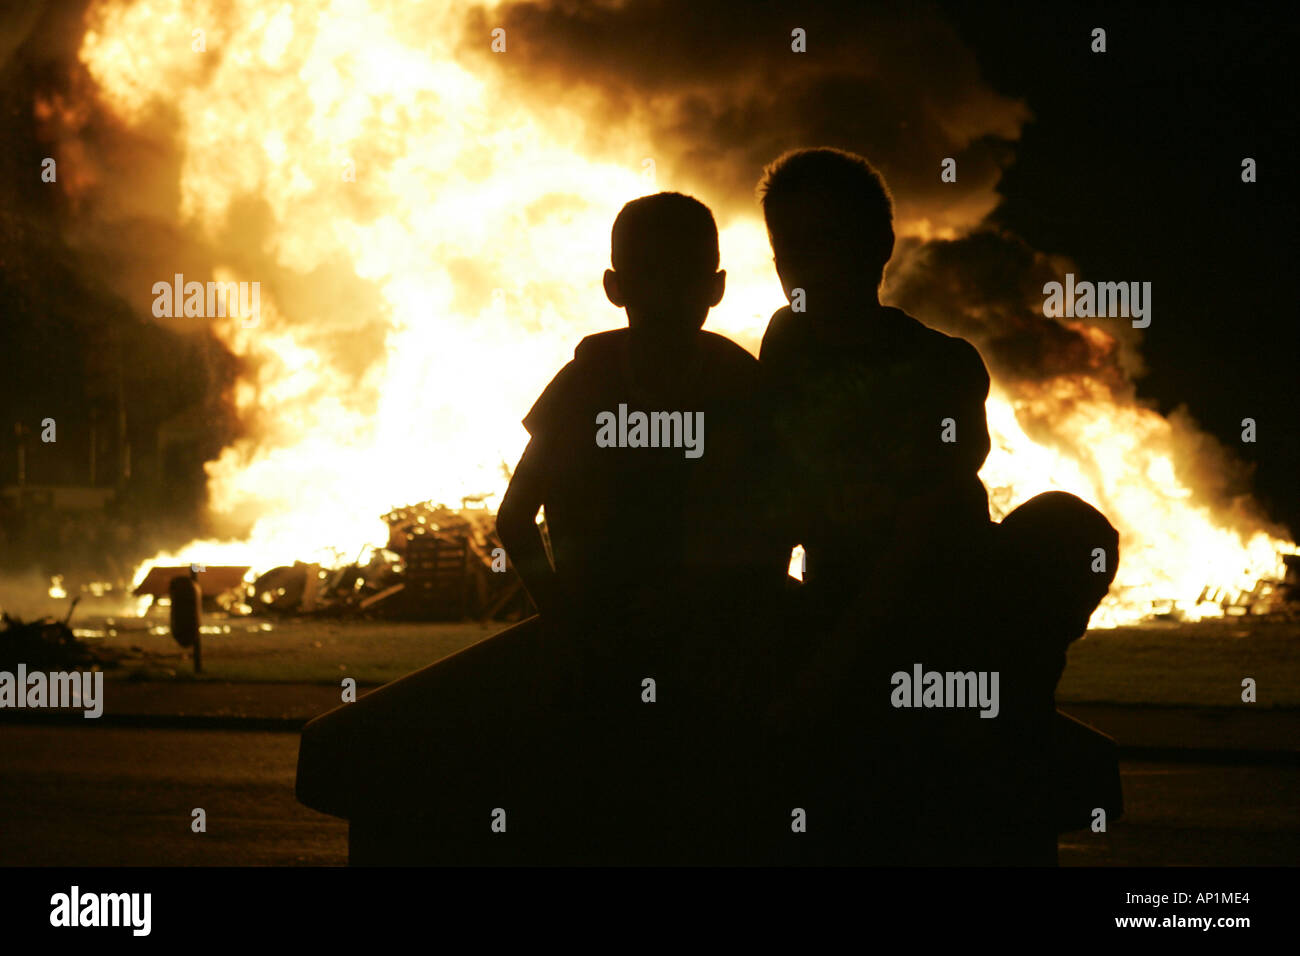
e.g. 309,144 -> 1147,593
979,381 -> 1292,627
79,0 -> 1293,626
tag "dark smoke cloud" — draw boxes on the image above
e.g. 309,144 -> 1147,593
885,231 -> 1146,387
0,1 -> 243,574
458,2 -> 1141,389
458,0 -> 1141,390
461,0 -> 1030,230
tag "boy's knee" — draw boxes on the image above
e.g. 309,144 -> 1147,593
1003,492 -> 1118,570
999,491 -> 1119,625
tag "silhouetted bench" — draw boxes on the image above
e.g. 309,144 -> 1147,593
296,617 -> 1122,864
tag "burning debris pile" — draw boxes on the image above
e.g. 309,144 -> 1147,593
380,500 -> 527,620
1218,554 -> 1300,621
145,501 -> 532,623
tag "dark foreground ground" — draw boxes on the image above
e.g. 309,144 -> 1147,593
0,725 -> 1294,866
0,619 -> 1293,865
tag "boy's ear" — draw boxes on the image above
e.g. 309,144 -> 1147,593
603,269 -> 625,307
708,270 -> 726,307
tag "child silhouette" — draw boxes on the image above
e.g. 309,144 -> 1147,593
756,148 -> 1120,864
497,192 -> 791,860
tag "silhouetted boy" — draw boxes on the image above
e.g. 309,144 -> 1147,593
497,192 -> 790,860
500,190 -> 787,676
299,195 -> 794,866
756,148 -> 1119,864
758,149 -> 993,620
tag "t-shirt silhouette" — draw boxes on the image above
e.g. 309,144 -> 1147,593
760,303 -> 992,602
522,327 -> 788,669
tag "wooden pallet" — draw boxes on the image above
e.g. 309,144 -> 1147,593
402,533 -> 470,619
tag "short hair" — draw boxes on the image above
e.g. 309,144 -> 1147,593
756,147 -> 894,260
611,192 -> 719,280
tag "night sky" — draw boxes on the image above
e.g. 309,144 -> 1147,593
947,0 -> 1296,531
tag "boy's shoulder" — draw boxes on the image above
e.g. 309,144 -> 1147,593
572,327 -> 628,363
887,308 -> 988,392
574,327 -> 759,387
698,328 -> 759,361
698,329 -> 762,384
761,304 -> 987,392
573,326 -> 755,360
521,332 -> 623,441
523,327 -> 760,439
905,314 -> 988,395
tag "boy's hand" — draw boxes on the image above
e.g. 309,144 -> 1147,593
528,574 -> 568,621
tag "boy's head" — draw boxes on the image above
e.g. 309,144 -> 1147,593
604,192 -> 725,335
757,148 -> 894,310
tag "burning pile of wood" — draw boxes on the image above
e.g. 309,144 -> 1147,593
240,500 -> 532,622
1190,554 -> 1300,620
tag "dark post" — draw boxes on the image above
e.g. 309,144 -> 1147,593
168,565 -> 203,673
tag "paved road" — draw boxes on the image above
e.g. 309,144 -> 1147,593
0,726 -> 1294,866
0,726 -> 346,866
1061,760 -> 1299,866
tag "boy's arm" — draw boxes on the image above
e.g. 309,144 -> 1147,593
496,438 -> 562,618
886,338 -> 991,537
950,337 -> 992,480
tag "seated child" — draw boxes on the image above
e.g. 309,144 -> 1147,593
755,147 -> 1120,864
499,190 -> 789,682
496,192 -> 792,860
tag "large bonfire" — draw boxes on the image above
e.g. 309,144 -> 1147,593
63,0 -> 1293,627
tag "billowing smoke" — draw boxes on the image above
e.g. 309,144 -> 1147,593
458,0 -> 1146,392
886,232 -> 1282,538
887,232 -> 1141,386
462,0 -> 1031,233
0,1 -> 243,591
